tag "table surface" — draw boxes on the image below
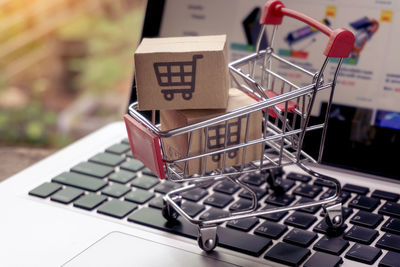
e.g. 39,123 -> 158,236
0,147 -> 57,182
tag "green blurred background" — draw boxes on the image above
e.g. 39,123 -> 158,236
0,0 -> 145,149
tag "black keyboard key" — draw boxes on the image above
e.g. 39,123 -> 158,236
97,199 -> 137,219
29,182 -> 62,198
203,193 -> 234,208
379,202 -> 400,219
181,201 -> 205,217
293,184 -> 322,199
342,183 -> 369,195
241,173 -> 265,186
319,189 -> 351,204
304,252 -> 343,267
345,243 -> 382,265
283,228 -> 317,247
73,193 -> 107,210
259,205 -> 288,222
226,217 -> 259,232
121,159 -> 144,172
108,170 -> 136,184
52,172 -> 107,192
131,175 -> 159,190
265,193 -> 295,207
313,219 -> 347,235
229,198 -> 255,212
350,210 -> 383,228
71,162 -> 113,178
278,179 -> 296,192
141,167 -> 157,177
286,172 -> 311,183
105,143 -> 130,155
284,211 -> 317,229
124,189 -> 154,204
213,180 -> 241,195
376,233 -> 400,253
238,185 -> 268,200
379,251 -> 400,267
128,207 -> 198,239
349,195 -> 380,212
382,218 -> 400,235
101,183 -> 130,198
313,236 -> 349,255
154,181 -> 181,194
296,198 -> 321,214
255,220 -> 288,239
344,225 -> 379,245
218,227 -> 272,256
149,196 -> 164,209
264,242 -> 310,266
199,208 -> 229,221
372,189 -> 399,202
89,152 -> 125,167
314,178 -> 335,188
180,188 -> 208,202
50,187 -> 84,204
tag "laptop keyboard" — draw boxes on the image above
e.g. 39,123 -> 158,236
29,138 -> 400,266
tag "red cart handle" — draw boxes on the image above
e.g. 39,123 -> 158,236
260,0 -> 354,58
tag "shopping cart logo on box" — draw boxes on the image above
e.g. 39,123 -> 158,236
153,54 -> 203,101
206,116 -> 245,162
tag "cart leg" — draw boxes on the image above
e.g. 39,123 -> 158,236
197,226 -> 218,252
162,195 -> 181,221
265,167 -> 285,194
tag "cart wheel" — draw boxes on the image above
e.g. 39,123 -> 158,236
163,92 -> 174,101
211,154 -> 221,162
197,233 -> 218,252
324,212 -> 343,229
228,150 -> 237,159
182,92 -> 192,100
162,202 -> 179,222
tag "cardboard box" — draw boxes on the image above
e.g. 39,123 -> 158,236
134,35 -> 229,110
161,88 -> 262,175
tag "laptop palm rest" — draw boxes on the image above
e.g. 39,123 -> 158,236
62,231 -> 239,267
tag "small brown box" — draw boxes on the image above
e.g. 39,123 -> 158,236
134,35 -> 229,110
161,88 -> 262,175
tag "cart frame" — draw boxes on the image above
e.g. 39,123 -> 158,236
125,0 -> 354,252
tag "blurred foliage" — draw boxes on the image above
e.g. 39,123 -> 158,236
1,2 -> 144,148
58,8 -> 143,95
0,100 -> 72,147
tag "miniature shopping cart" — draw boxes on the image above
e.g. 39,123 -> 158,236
207,115 -> 245,162
153,54 -> 203,101
125,0 -> 355,252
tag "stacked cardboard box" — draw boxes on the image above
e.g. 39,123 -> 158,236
134,35 -> 262,176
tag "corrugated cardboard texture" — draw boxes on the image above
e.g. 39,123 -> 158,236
135,35 -> 229,110
161,88 -> 262,175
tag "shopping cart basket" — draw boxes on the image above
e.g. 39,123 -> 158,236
153,54 -> 203,101
124,0 -> 355,252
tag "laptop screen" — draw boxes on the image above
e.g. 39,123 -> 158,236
132,0 -> 400,180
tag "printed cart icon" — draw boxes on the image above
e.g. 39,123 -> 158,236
206,116 -> 245,162
153,54 -> 203,101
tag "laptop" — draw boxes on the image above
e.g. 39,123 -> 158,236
2,0 -> 399,266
